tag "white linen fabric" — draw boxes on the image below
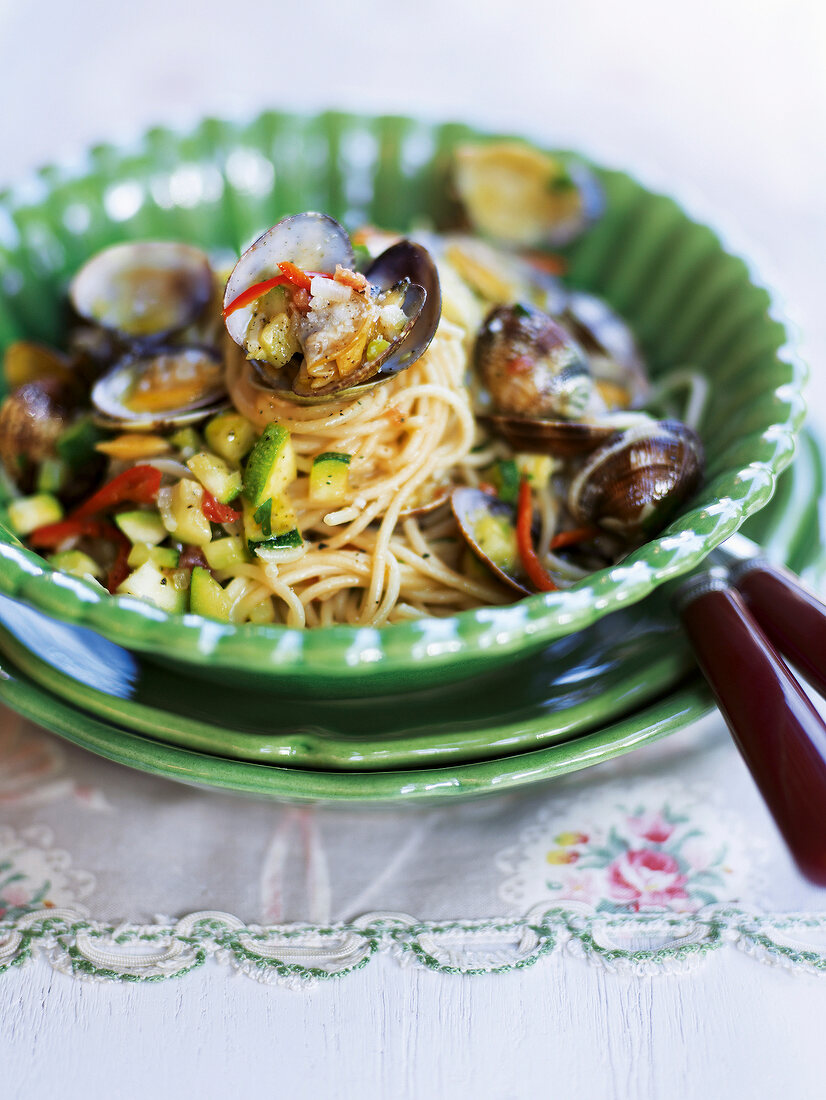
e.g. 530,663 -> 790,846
3,701 -> 826,986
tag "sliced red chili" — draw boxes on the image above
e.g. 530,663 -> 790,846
516,478 -> 558,592
72,464 -> 162,519
105,531 -> 132,594
549,525 -> 601,551
30,517 -> 112,549
202,491 -> 241,525
222,263 -> 333,318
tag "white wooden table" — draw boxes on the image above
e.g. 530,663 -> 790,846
1,1 -> 825,1095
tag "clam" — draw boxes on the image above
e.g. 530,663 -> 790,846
474,302 -> 593,420
70,241 -> 214,341
91,346 -> 228,431
453,142 -> 603,248
567,419 -> 704,539
450,487 -> 529,595
224,213 -> 440,403
560,291 -> 649,410
480,411 -> 649,457
0,379 -> 71,488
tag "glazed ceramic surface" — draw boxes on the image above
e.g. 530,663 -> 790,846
0,428 -> 821,771
0,111 -> 807,695
0,427 -> 822,803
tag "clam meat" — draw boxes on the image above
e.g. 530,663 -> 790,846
223,213 -> 440,402
91,346 -> 227,430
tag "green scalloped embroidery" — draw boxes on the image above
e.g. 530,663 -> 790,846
4,908 -> 826,983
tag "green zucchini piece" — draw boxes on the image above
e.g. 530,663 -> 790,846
243,423 -> 296,509
190,566 -> 232,621
36,457 -> 67,495
170,426 -> 201,458
309,452 -> 351,505
205,412 -> 258,465
248,597 -> 276,623
203,536 -> 248,571
127,543 -> 181,569
158,481 -> 212,546
47,549 -> 103,579
253,528 -> 304,562
488,459 -> 520,504
116,560 -> 188,614
8,493 -> 63,536
115,509 -> 167,546
243,495 -> 298,546
472,511 -> 519,574
186,451 -> 242,504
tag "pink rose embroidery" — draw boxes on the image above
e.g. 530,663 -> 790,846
608,849 -> 688,909
628,811 -> 674,844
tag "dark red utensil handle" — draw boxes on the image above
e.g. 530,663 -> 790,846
680,580 -> 826,886
733,560 -> 826,698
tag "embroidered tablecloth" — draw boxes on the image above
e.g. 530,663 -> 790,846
3,695 -> 826,987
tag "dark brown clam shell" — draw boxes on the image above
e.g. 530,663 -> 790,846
474,302 -> 592,421
481,413 -> 617,457
450,487 -> 530,595
567,419 -> 704,539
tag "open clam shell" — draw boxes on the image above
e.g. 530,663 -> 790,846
291,240 -> 440,399
453,142 -> 603,248
91,346 -> 228,431
450,487 -> 530,595
70,241 -> 214,341
223,212 -> 355,348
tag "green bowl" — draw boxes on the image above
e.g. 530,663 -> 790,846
0,110 -> 807,696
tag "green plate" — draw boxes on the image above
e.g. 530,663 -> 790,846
0,426 -> 822,794
0,652 -> 714,804
0,110 -> 807,697
0,426 -> 821,771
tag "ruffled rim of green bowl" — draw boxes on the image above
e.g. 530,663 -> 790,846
0,110 -> 808,678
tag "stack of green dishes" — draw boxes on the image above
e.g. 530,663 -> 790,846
0,111 -> 812,804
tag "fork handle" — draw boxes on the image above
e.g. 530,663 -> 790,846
679,579 -> 826,885
732,560 -> 826,697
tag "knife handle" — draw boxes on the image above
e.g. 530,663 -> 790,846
678,578 -> 826,885
732,560 -> 826,698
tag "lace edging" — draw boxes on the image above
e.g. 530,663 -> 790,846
3,905 -> 826,986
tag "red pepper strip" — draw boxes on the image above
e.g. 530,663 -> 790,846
549,525 -> 601,551
72,465 -> 162,520
516,478 -> 558,592
202,491 -> 241,525
222,263 -> 334,318
29,517 -> 114,549
106,531 -> 132,594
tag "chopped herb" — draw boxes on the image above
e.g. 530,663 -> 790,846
254,498 -> 273,537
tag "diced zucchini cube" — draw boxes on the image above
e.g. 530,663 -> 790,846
8,493 -> 63,536
309,452 -> 351,505
158,481 -> 212,546
203,536 -> 248,571
189,566 -> 232,621
47,549 -> 103,580
115,509 -> 168,546
116,560 -> 188,614
204,412 -> 258,465
186,452 -> 242,504
127,543 -> 180,569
